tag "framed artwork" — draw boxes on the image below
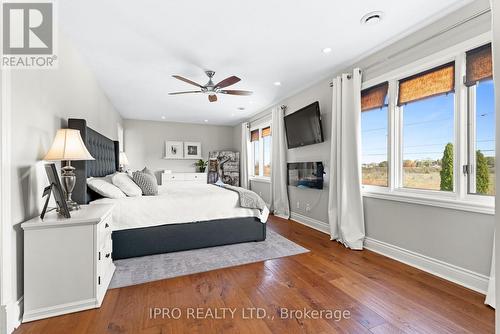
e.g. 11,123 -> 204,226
184,142 -> 202,159
42,163 -> 71,219
164,141 -> 184,159
207,151 -> 240,186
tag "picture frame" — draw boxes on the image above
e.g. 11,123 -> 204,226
43,163 -> 71,219
164,141 -> 184,159
184,142 -> 202,159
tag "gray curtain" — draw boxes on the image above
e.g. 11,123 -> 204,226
240,122 -> 250,189
271,105 -> 290,218
328,69 -> 365,249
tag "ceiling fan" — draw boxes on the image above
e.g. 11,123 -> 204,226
169,70 -> 253,102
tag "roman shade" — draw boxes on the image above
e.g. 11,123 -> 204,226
361,82 -> 388,112
397,62 -> 455,106
261,126 -> 271,137
465,43 -> 492,87
250,129 -> 259,142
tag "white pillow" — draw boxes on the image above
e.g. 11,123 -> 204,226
87,177 -> 126,199
111,172 -> 142,197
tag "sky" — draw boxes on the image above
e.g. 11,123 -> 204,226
361,79 -> 495,164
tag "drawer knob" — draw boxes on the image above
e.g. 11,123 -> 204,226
105,223 -> 109,228
105,253 -> 111,258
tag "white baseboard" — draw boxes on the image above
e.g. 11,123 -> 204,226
364,237 -> 489,294
1,296 -> 23,334
287,214 -> 489,294
22,298 -> 96,323
290,212 -> 329,234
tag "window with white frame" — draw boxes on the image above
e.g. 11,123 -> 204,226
250,124 -> 272,178
361,82 -> 389,187
465,43 -> 495,196
398,62 -> 456,192
360,37 -> 494,212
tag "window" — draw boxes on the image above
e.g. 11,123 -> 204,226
262,126 -> 272,177
361,82 -> 389,186
401,94 -> 455,191
251,129 -> 260,176
250,124 -> 272,178
466,44 -> 495,196
399,62 -> 455,192
360,38 -> 495,213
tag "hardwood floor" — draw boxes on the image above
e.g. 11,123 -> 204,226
15,215 -> 494,334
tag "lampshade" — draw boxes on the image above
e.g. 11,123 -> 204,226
119,151 -> 130,165
43,129 -> 95,161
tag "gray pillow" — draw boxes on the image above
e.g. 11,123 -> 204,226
133,171 -> 158,196
142,167 -> 155,178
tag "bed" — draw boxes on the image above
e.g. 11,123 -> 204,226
68,118 -> 267,260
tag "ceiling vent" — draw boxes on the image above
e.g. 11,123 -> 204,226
361,11 -> 384,25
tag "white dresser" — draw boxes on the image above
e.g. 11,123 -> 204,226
21,204 -> 115,322
161,172 -> 207,185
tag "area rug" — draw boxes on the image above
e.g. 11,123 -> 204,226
109,229 -> 308,289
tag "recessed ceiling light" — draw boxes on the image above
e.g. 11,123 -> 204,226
161,116 -> 166,120
322,47 -> 332,54
204,119 -> 208,122
274,81 -> 281,86
361,11 -> 384,25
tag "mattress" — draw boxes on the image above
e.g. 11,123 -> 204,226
91,183 -> 269,231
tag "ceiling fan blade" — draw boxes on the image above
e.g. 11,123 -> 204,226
208,94 -> 217,102
215,76 -> 241,89
169,91 -> 202,95
172,75 -> 204,88
219,90 -> 253,96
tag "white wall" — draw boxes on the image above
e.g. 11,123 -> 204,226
124,119 -> 237,180
9,33 -> 122,317
240,0 -> 494,279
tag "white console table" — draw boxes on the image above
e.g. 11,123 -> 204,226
161,172 -> 207,185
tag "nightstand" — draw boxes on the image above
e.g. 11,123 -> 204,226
21,204 -> 115,322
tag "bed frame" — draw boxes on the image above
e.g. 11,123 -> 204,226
68,118 -> 266,260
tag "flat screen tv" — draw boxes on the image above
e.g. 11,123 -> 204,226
284,101 -> 324,149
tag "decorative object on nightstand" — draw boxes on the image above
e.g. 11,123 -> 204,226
119,151 -> 130,172
194,159 -> 207,173
43,129 -> 95,211
22,204 -> 115,322
41,163 -> 71,219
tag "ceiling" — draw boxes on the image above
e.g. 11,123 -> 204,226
60,0 -> 471,126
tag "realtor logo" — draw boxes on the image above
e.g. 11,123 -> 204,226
2,1 -> 57,68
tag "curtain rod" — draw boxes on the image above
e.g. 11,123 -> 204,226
248,105 -> 286,125
328,7 -> 491,88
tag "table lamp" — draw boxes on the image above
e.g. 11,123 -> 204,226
43,129 -> 95,210
119,151 -> 129,172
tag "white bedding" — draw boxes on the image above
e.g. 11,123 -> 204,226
91,183 -> 269,231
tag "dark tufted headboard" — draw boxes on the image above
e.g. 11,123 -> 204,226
68,118 -> 120,204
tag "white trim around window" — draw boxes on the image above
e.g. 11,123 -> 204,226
361,32 -> 494,215
249,120 -> 272,181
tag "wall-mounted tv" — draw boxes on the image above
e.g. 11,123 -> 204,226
284,101 -> 324,149
288,162 -> 324,190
